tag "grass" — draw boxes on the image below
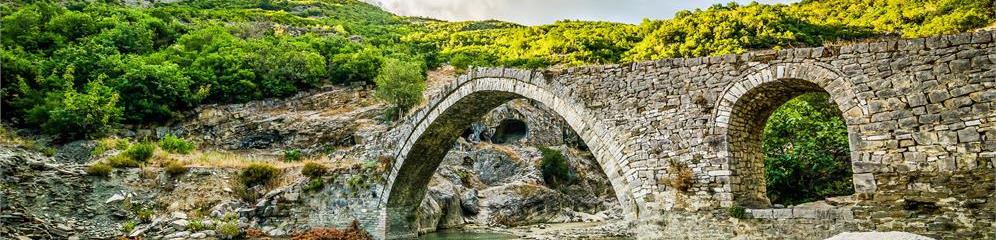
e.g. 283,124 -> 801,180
729,205 -> 747,219
284,149 -> 303,162
159,134 -> 196,154
301,162 -> 329,178
1,125 -> 57,156
164,160 -> 189,177
216,221 -> 240,237
303,178 -> 325,193
92,137 -> 130,156
87,163 -> 113,177
121,220 -> 136,233
107,154 -> 141,168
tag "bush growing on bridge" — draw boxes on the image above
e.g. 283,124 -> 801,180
728,205 -> 747,219
539,147 -> 575,186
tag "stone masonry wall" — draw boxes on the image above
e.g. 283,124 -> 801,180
376,31 -> 995,239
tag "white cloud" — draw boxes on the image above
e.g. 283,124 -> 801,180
366,0 -> 799,25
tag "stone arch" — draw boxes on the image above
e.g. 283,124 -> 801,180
712,62 -> 868,208
378,68 -> 644,239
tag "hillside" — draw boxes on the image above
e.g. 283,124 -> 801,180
3,0 -> 994,139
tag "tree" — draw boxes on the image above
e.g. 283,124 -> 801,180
374,59 -> 425,120
331,46 -> 383,85
111,58 -> 196,123
762,93 -> 852,205
27,67 -> 123,139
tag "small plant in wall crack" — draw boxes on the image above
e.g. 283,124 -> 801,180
728,205 -> 747,219
666,159 -> 694,192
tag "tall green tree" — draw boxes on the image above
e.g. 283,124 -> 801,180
374,59 -> 426,120
763,93 -> 853,205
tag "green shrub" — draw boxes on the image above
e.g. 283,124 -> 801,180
159,134 -> 195,154
26,70 -> 123,139
346,174 -> 368,193
728,205 -> 747,219
87,163 -> 112,177
107,154 -> 141,168
237,163 -> 281,188
538,147 -> 575,186
93,138 -> 131,157
121,220 -> 136,233
164,160 -> 188,177
374,59 -> 425,120
216,221 -> 240,237
125,142 -> 155,163
763,93 -> 853,205
283,149 -> 302,162
135,208 -> 154,223
303,178 -> 325,193
301,162 -> 328,178
188,219 -> 206,231
42,147 -> 57,157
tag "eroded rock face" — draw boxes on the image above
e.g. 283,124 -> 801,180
414,141 -> 620,232
173,87 -> 384,153
0,146 -> 127,239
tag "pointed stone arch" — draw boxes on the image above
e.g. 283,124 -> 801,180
376,68 -> 645,239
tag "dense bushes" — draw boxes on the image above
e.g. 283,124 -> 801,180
763,93 -> 853,205
24,70 -> 123,139
4,0 -> 990,140
1,0 -> 424,138
374,59 -> 426,119
237,163 -> 282,188
410,0 -> 994,68
538,147 -> 575,186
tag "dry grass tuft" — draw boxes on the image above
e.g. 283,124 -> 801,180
666,159 -> 695,192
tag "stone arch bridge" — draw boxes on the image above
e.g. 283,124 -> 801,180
365,31 -> 995,239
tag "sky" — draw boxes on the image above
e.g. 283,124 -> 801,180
364,0 -> 799,26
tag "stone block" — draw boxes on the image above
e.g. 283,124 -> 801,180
853,173 -> 877,193
707,170 -> 732,176
958,127 -> 980,143
747,208 -> 771,219
772,209 -> 792,219
792,208 -> 817,219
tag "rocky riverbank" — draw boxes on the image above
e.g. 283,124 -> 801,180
1,76 -> 624,239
